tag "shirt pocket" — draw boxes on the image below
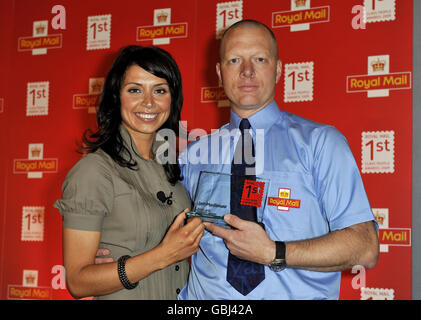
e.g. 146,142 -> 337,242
259,170 -> 327,241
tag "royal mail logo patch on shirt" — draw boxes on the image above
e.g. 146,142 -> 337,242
268,188 -> 301,211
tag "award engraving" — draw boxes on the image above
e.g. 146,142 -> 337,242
186,171 -> 269,228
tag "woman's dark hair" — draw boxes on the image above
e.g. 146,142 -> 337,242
82,45 -> 183,184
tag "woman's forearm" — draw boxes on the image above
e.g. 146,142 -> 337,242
65,247 -> 165,299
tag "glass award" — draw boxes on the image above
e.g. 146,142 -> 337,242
186,171 -> 270,228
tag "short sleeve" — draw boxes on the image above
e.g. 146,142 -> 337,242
312,126 -> 377,231
54,152 -> 114,231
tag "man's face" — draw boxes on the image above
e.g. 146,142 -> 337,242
216,25 -> 282,118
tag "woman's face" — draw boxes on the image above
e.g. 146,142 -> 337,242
120,64 -> 171,140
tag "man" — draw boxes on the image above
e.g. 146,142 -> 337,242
177,20 -> 379,299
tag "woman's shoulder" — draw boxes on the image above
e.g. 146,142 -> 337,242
77,148 -> 113,167
55,149 -> 115,224
66,149 -> 115,183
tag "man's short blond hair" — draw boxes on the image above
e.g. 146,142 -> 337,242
219,19 -> 279,60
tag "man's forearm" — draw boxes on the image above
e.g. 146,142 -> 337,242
204,216 -> 379,272
284,221 -> 379,272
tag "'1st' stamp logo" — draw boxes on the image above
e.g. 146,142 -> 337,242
87,14 -> 111,50
362,130 -> 394,174
241,180 -> 265,207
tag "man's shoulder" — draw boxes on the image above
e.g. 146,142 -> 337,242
282,110 -> 331,130
280,110 -> 346,147
185,123 -> 231,148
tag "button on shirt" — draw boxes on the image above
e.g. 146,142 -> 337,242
178,101 -> 376,300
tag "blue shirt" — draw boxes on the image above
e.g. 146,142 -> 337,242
178,101 -> 376,299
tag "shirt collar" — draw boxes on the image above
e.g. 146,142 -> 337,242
228,100 -> 283,132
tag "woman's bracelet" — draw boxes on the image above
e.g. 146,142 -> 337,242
117,255 -> 138,290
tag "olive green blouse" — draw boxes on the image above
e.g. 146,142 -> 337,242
54,125 -> 191,300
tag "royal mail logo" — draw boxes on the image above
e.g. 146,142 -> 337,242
0,98 -> 4,113
27,81 -> 49,116
378,228 -> 411,246
216,1 -> 243,39
73,77 -> 104,113
373,208 -> 389,253
23,270 -> 38,287
13,144 -> 58,179
18,20 -> 62,55
137,8 -> 188,45
201,86 -> 229,107
347,55 -> 411,98
268,188 -> 301,211
7,286 -> 51,300
272,0 -> 330,32
363,0 -> 395,23
7,270 -> 52,300
373,208 -> 388,229
373,208 -> 411,252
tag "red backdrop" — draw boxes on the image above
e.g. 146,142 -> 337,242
0,0 -> 412,300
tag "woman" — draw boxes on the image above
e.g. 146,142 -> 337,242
54,45 -> 204,299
